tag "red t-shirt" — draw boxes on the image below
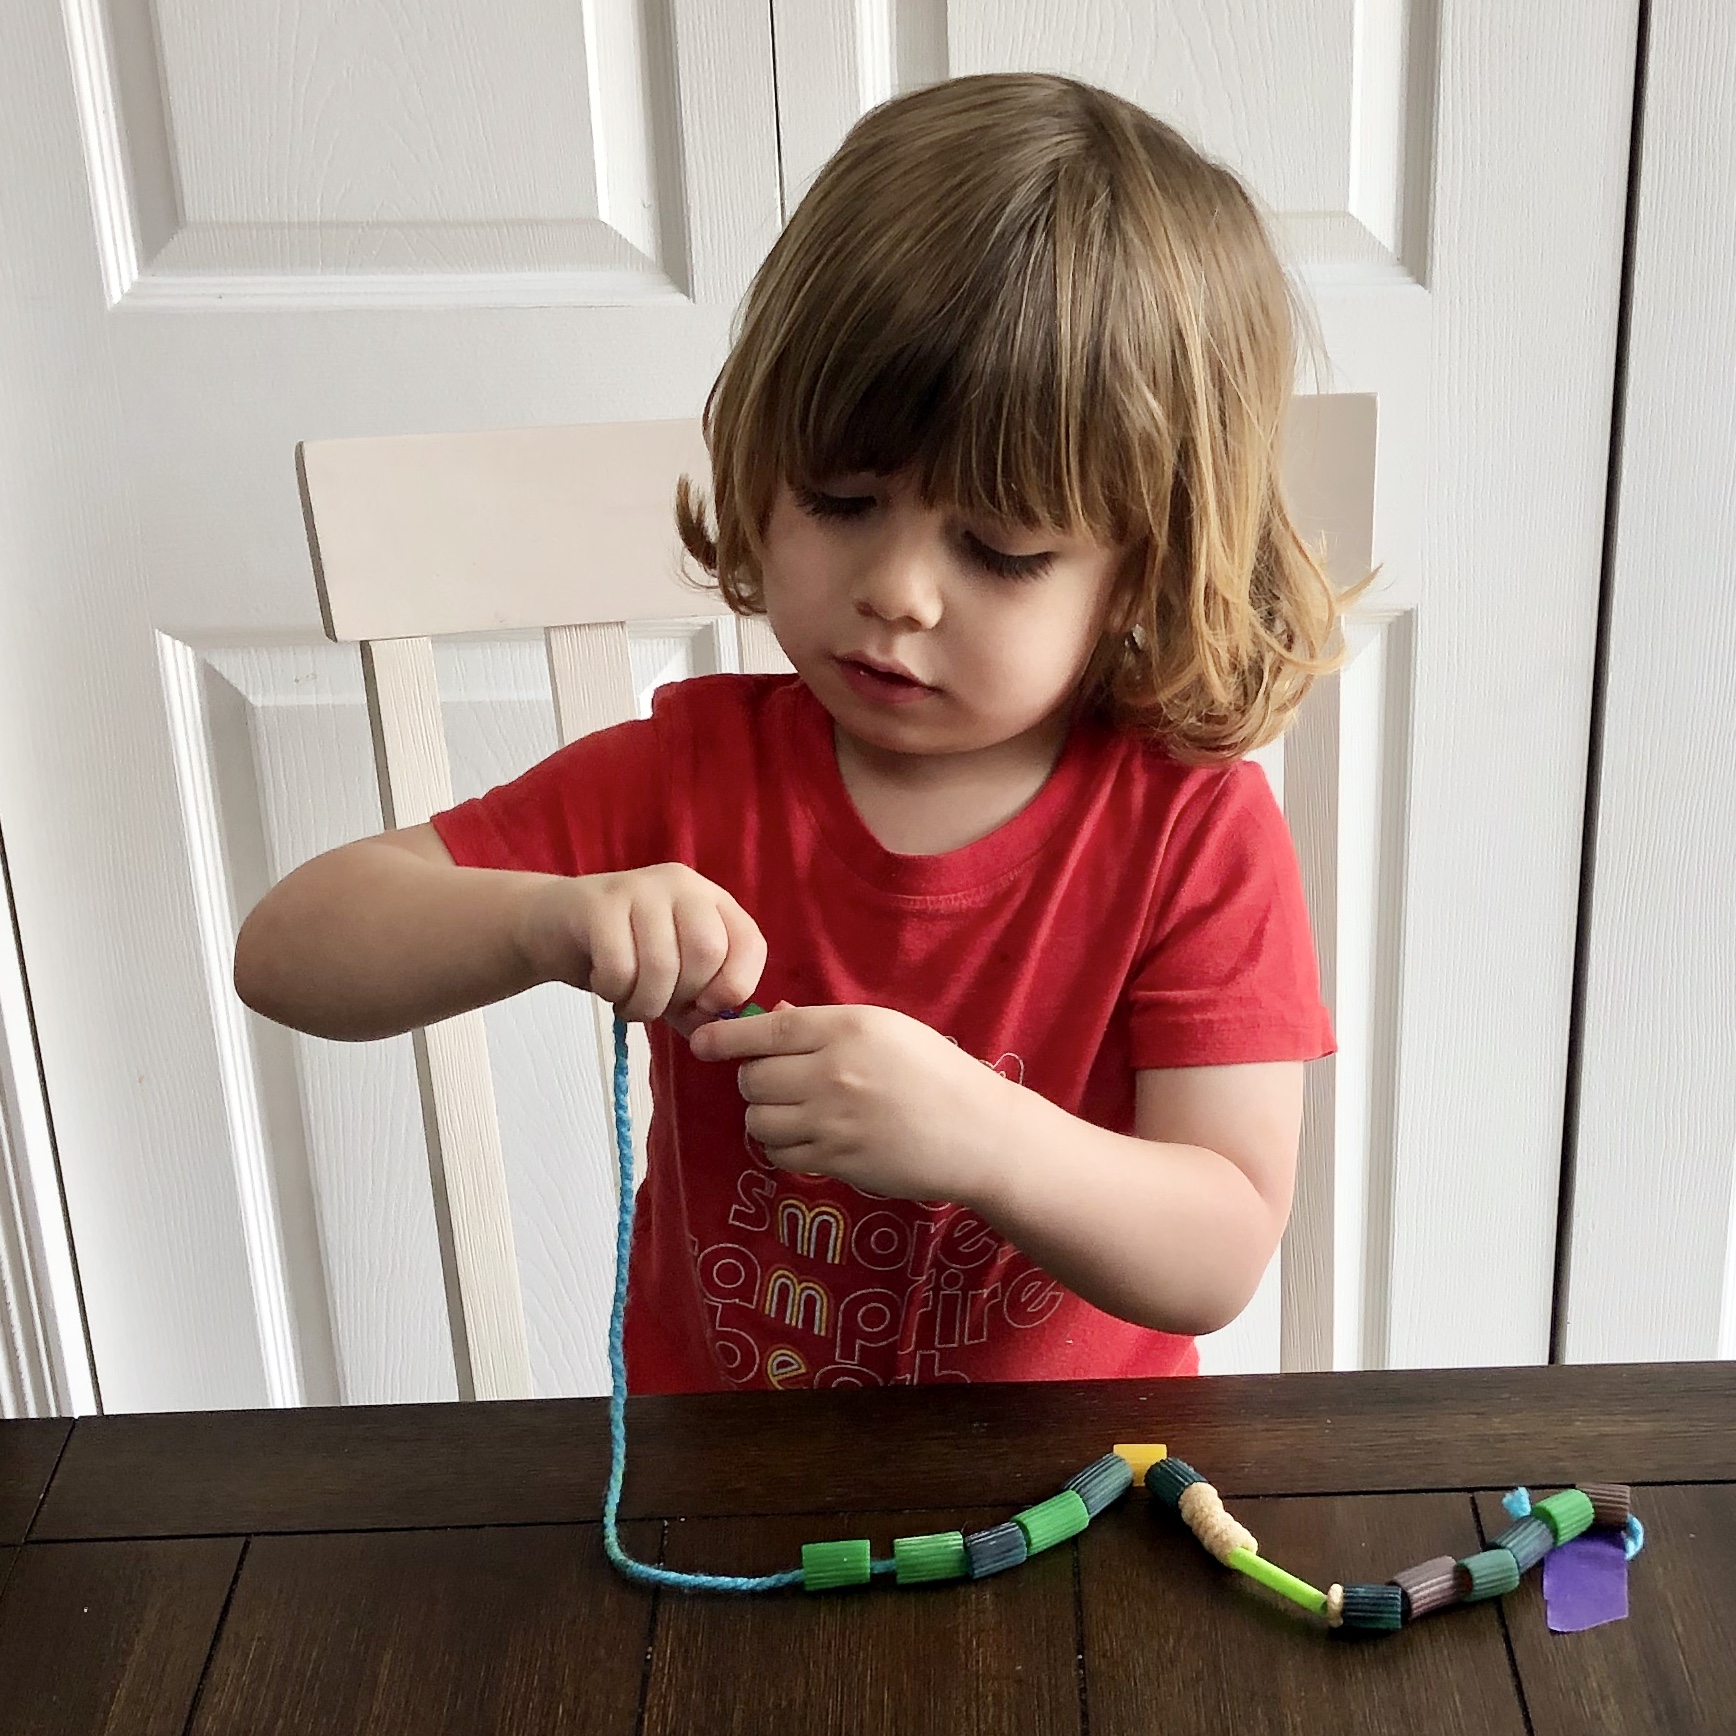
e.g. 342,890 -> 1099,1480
432,674 -> 1335,1393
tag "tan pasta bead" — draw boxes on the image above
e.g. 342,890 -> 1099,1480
1326,1583 -> 1345,1628
1176,1480 -> 1258,1563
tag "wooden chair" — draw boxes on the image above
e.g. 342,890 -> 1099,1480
294,403 -> 1375,1401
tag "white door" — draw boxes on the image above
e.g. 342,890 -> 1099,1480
795,4 -> 1645,1377
0,0 -> 781,1411
1559,6 -> 1736,1365
0,0 -> 1641,1413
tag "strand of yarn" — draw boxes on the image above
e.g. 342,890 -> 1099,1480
1176,1480 -> 1258,1563
601,1016 -> 805,1592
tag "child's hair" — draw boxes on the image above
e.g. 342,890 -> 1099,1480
676,73 -> 1372,763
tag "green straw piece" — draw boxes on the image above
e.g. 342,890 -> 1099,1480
802,1538 -> 872,1591
1226,1546 -> 1328,1615
893,1530 -> 967,1585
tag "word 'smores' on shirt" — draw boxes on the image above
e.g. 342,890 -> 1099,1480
432,674 -> 1335,1394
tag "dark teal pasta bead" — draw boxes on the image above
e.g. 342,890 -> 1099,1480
1457,1548 -> 1521,1601
964,1521 -> 1028,1579
1065,1452 -> 1135,1517
1493,1516 -> 1554,1572
1146,1456 -> 1204,1511
1339,1583 -> 1405,1631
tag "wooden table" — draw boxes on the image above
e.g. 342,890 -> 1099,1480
2,1363 -> 1733,1734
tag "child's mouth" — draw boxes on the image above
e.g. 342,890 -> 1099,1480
836,656 -> 935,705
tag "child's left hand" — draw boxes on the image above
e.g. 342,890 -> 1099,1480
687,1001 -> 1004,1203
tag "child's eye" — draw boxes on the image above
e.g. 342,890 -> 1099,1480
794,485 -> 875,521
963,532 -> 1055,582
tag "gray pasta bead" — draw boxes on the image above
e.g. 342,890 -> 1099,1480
963,1520 -> 1028,1579
1065,1452 -> 1135,1517
1390,1555 -> 1461,1620
1493,1516 -> 1554,1573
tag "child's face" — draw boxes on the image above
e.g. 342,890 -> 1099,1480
759,472 -> 1126,771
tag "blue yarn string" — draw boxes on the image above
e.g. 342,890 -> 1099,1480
601,1015 -> 804,1592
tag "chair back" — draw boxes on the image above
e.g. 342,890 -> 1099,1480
296,401 -> 1375,1398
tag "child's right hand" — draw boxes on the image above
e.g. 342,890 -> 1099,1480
515,863 -> 766,1028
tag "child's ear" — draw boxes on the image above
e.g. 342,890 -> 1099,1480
1101,551 -> 1149,639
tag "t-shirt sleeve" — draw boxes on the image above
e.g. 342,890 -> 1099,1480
429,692 -> 679,879
1126,760 -> 1336,1068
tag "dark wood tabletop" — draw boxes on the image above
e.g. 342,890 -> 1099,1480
2,1362 -> 1732,1735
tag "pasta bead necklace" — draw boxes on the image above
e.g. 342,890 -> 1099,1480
600,1015 -> 1646,1614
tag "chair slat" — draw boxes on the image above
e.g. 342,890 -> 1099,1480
736,615 -> 793,675
297,422 -> 719,642
361,637 -> 533,1401
545,623 -> 653,1189
546,623 -> 635,747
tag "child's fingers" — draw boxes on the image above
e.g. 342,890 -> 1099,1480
621,900 -> 681,1022
742,1102 -> 812,1153
694,893 -> 767,1014
667,896 -> 733,1014
692,1000 -> 819,1060
581,902 -> 640,1006
733,1052 -> 814,1105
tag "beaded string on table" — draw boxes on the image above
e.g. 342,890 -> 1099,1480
599,1012 -> 1645,1617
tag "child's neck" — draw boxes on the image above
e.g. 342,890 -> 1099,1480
831,715 -> 1070,856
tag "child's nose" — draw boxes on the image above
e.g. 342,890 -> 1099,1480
852,546 -> 943,630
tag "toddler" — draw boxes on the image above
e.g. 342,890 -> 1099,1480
236,73 -> 1358,1394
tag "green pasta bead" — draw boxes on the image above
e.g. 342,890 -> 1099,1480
1457,1548 -> 1521,1602
1015,1489 -> 1091,1554
893,1530 -> 967,1585
802,1538 -> 872,1591
1535,1488 -> 1595,1545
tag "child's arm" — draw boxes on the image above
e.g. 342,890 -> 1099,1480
234,826 -> 765,1042
963,1058 -> 1299,1337
689,1004 -> 1297,1337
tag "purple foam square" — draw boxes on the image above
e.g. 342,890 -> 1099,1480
1542,1531 -> 1629,1632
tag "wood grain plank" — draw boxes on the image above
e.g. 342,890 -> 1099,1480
1084,1493 -> 1528,1735
643,1507 -> 1079,1736
34,1366 -> 1736,1539
0,1418 -> 68,1543
186,1523 -> 655,1736
0,1536 -> 241,1736
1474,1485 -> 1736,1735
